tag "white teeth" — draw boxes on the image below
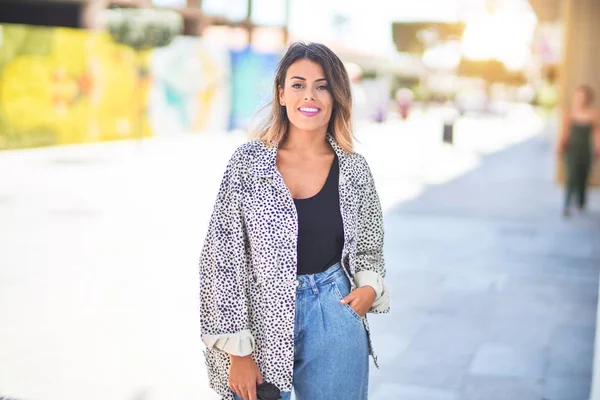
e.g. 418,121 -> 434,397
300,107 -> 319,113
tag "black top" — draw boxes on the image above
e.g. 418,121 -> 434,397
293,154 -> 344,276
568,122 -> 593,161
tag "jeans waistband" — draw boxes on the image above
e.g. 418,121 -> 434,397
296,262 -> 344,292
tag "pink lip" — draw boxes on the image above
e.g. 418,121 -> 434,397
298,106 -> 321,117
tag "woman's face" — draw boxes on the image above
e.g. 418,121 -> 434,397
572,89 -> 588,110
278,59 -> 333,135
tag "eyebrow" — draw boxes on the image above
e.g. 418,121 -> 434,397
290,76 -> 328,82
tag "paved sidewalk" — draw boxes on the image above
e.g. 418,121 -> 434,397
368,132 -> 600,400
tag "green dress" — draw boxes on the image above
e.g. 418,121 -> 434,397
565,122 -> 593,209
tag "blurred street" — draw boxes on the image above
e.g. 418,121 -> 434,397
1,108 -> 599,400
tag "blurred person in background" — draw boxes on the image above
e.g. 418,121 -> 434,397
395,87 -> 414,120
558,85 -> 600,217
199,42 -> 390,400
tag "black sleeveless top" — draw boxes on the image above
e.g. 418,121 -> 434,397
568,122 -> 593,162
293,154 -> 344,275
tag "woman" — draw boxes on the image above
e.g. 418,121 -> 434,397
558,85 -> 600,216
199,42 -> 390,400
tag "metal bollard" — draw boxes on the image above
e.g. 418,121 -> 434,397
443,122 -> 454,145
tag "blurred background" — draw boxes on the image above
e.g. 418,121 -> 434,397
1,0 -> 599,399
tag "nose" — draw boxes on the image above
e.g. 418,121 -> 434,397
304,88 -> 316,101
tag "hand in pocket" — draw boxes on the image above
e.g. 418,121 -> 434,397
340,285 -> 376,317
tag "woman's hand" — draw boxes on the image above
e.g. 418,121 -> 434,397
228,355 -> 263,400
341,286 -> 377,317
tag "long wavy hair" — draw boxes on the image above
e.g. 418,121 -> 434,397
250,42 -> 354,152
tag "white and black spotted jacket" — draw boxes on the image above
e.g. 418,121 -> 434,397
199,134 -> 390,399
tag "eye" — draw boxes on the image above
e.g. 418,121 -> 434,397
292,83 -> 303,89
318,85 -> 330,91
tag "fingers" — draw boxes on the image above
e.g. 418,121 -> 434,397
231,384 -> 240,400
342,289 -> 369,316
349,297 -> 366,316
349,296 -> 360,307
233,385 -> 254,400
232,372 -> 263,399
248,385 -> 257,400
230,383 -> 253,400
229,384 -> 239,399
340,291 -> 356,305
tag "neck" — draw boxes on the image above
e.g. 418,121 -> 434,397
281,126 -> 329,152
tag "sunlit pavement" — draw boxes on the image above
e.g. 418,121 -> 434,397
1,107 -> 599,400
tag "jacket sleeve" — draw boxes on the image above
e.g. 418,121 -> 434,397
353,156 -> 390,314
199,150 -> 254,356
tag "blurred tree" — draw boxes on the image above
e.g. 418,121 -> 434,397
392,22 -> 465,54
458,59 -> 527,86
104,7 -> 183,139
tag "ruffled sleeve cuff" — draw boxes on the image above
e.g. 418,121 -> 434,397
354,270 -> 390,313
202,329 -> 255,357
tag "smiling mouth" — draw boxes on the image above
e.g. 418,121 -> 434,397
298,107 -> 321,116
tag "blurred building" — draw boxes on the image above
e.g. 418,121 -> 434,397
0,0 -> 294,149
2,0 -> 600,146
0,0 -> 289,51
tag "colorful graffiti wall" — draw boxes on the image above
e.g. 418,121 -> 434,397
0,24 -> 230,150
149,36 -> 230,135
229,47 -> 279,131
0,24 -> 152,149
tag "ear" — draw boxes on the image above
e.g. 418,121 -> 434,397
278,85 -> 285,106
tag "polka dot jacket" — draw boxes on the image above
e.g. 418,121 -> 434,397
199,134 -> 390,399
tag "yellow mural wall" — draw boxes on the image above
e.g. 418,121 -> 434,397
0,24 -> 152,150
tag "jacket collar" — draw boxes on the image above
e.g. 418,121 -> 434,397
326,133 -> 348,161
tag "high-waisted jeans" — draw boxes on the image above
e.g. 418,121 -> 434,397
234,262 -> 369,400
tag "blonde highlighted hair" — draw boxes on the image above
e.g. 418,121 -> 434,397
250,42 -> 354,153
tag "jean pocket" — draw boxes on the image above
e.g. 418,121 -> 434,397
331,281 -> 364,323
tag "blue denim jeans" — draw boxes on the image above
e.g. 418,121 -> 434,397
234,262 -> 369,400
